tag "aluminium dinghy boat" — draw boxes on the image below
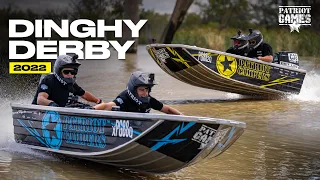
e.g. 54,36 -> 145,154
12,103 -> 246,174
146,44 -> 306,97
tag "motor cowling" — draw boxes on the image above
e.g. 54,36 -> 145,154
273,51 -> 299,69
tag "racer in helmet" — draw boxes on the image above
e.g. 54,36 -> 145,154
53,54 -> 81,85
226,30 -> 249,57
246,28 -> 273,62
32,54 -> 103,107
94,71 -> 183,115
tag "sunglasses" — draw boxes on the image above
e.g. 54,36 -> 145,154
249,40 -> 256,45
62,69 -> 77,75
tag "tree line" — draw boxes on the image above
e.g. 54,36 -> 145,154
1,0 -> 319,56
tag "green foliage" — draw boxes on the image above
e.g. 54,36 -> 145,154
195,0 -> 319,31
181,13 -> 202,28
172,26 -> 320,57
196,0 -> 251,29
70,0 -> 124,20
139,9 -> 169,44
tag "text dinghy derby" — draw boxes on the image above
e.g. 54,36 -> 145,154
9,19 -> 147,60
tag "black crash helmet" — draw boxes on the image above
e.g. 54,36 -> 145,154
231,30 -> 248,50
246,28 -> 263,50
126,71 -> 157,107
53,54 -> 81,85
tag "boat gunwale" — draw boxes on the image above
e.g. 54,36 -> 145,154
11,103 -> 246,128
146,44 -> 307,73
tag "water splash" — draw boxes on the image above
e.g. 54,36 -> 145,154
0,138 -> 55,160
226,92 -> 243,99
0,94 -> 40,156
288,71 -> 320,102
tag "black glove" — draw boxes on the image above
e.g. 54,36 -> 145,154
111,106 -> 120,111
97,99 -> 103,104
48,102 -> 59,107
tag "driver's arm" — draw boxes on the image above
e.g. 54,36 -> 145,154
160,105 -> 183,115
258,55 -> 273,63
81,91 -> 101,104
94,102 -> 116,110
37,92 -> 54,106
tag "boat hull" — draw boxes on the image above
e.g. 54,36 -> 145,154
12,104 -> 245,174
146,44 -> 306,96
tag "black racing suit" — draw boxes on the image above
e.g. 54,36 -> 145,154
226,47 -> 249,57
113,90 -> 163,113
32,74 -> 85,107
247,42 -> 273,59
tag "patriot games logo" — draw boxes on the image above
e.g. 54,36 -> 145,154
279,6 -> 311,33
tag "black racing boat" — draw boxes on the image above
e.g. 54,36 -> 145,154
146,44 -> 306,97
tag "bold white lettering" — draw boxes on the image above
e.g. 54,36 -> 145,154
85,41 -> 110,59
279,7 -> 284,14
9,20 -> 34,38
44,19 -> 69,38
123,19 -> 147,37
9,41 -> 35,59
70,19 -> 96,38
97,20 -> 122,38
35,20 -> 42,37
279,14 -> 284,23
109,40 -> 134,59
305,14 -> 312,24
36,40 -> 57,59
58,41 -> 84,59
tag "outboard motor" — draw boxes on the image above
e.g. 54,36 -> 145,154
273,51 -> 299,69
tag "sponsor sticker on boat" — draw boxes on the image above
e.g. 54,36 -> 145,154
210,127 -> 231,148
288,53 -> 299,63
152,48 -> 170,63
192,124 -> 217,149
237,59 -> 271,81
280,61 -> 299,69
216,55 -> 237,78
112,120 -> 134,138
198,51 -> 212,63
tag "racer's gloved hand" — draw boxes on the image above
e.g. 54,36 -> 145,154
97,99 -> 103,104
48,102 -> 59,107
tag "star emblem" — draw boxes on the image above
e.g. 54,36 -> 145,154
289,21 -> 301,33
221,56 -> 234,72
216,55 -> 237,78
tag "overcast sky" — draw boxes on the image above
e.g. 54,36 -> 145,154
0,0 -> 202,14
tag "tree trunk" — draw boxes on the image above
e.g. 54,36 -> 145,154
159,0 -> 194,44
122,0 -> 141,53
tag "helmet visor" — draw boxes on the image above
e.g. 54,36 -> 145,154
249,40 -> 256,46
62,69 -> 77,75
233,40 -> 241,46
